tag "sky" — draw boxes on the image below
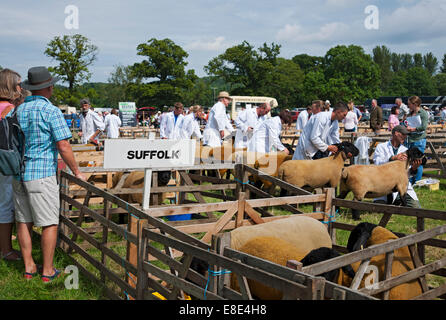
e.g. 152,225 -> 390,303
1,0 -> 445,84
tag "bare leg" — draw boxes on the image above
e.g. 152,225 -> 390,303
17,222 -> 37,273
41,224 -> 58,276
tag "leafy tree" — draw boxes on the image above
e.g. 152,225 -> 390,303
405,67 -> 436,96
45,34 -> 98,92
130,38 -> 197,106
301,69 -> 326,105
433,73 -> 446,95
323,45 -> 381,103
400,53 -> 413,70
372,45 -> 392,93
440,54 -> 446,74
385,71 -> 409,96
266,58 -> 304,108
107,64 -> 138,106
423,52 -> 438,75
291,54 -> 323,74
413,53 -> 423,68
391,53 -> 402,72
204,41 -> 281,95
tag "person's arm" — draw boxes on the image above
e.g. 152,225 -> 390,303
57,139 -> 86,181
268,121 -> 287,153
310,118 -> 329,152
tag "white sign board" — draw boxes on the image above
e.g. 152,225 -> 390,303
103,139 -> 196,169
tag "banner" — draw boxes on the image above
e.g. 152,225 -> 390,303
118,102 -> 137,127
103,139 -> 196,169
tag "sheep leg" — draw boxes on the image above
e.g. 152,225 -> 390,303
351,195 -> 364,221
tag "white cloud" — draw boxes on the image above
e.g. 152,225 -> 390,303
185,36 -> 232,51
276,22 -> 350,43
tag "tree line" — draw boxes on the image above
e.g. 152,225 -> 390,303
40,34 -> 446,109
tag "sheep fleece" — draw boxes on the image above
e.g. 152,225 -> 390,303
349,226 -> 422,300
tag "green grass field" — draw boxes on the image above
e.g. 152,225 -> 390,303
1,177 -> 445,300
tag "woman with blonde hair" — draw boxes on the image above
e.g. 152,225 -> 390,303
0,68 -> 23,261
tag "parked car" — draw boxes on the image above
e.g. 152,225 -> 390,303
290,110 -> 299,122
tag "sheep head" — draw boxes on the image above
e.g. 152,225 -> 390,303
347,222 -> 378,252
333,142 -> 359,160
406,147 -> 427,169
301,247 -> 356,283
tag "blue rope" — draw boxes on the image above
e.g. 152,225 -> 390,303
233,178 -> 250,185
204,268 -> 232,300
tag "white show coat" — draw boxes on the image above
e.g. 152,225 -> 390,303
79,109 -> 105,144
203,101 -> 233,147
247,116 -> 285,153
373,140 -> 418,201
159,111 -> 184,139
178,112 -> 202,140
293,111 -> 340,160
296,110 -> 309,131
104,114 -> 122,138
234,107 -> 265,149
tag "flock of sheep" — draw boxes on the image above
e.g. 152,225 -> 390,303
109,139 -> 428,300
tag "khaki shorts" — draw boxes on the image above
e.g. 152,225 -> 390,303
13,175 -> 60,227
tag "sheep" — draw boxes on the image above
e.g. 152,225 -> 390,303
337,147 -> 426,220
184,216 -> 333,299
111,170 -> 172,205
345,222 -> 423,300
277,141 -> 359,192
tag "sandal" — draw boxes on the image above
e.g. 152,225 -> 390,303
41,268 -> 61,283
1,250 -> 22,261
23,264 -> 42,280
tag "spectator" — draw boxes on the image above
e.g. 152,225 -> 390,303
440,104 -> 446,121
15,66 -> 86,281
342,102 -> 358,133
323,100 -> 332,112
395,98 -> 409,121
404,95 -> 428,184
104,108 -> 122,138
79,98 -> 105,146
370,99 -> 383,135
388,105 -> 400,132
350,100 -> 362,130
0,68 -> 23,261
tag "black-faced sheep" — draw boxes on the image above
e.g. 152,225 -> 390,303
338,147 -> 426,220
277,142 -> 359,193
345,222 -> 423,300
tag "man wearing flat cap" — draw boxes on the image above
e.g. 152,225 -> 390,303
365,124 -> 423,220
13,66 -> 85,282
202,91 -> 234,147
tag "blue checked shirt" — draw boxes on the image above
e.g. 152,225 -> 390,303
16,95 -> 72,181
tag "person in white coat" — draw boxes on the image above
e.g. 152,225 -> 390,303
248,110 -> 292,154
293,102 -> 348,160
372,125 -> 422,209
104,108 -> 122,138
234,102 -> 271,149
79,98 -> 105,145
203,91 -> 234,147
160,102 -> 184,139
296,106 -> 312,131
178,105 -> 203,140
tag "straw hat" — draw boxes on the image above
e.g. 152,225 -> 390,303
217,91 -> 232,100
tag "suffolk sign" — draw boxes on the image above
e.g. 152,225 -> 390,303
103,139 -> 196,169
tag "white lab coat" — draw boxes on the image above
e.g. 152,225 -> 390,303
160,112 -> 184,139
296,110 -> 309,131
373,140 -> 418,202
248,116 -> 285,153
234,107 -> 265,149
178,112 -> 202,140
354,136 -> 372,165
293,111 -> 340,160
104,114 -> 122,138
79,109 -> 105,144
203,101 -> 233,147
